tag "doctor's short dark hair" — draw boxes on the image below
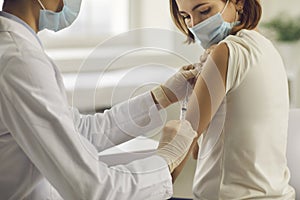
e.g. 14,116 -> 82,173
169,0 -> 262,44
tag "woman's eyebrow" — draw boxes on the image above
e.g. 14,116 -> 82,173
179,3 -> 208,14
192,3 -> 208,11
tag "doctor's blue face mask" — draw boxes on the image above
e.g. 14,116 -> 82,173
37,0 -> 82,32
188,0 -> 240,49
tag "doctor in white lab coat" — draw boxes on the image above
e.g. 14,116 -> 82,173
0,0 -> 199,199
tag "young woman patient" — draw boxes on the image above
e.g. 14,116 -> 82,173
169,0 -> 296,199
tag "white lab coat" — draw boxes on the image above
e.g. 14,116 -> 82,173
0,13 -> 172,200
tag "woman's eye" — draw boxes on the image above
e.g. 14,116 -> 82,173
182,15 -> 190,20
200,8 -> 211,15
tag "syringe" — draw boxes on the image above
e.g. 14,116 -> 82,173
180,93 -> 189,120
180,63 -> 203,121
180,81 -> 191,121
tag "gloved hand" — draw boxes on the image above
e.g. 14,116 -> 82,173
151,45 -> 217,109
151,64 -> 201,108
199,45 -> 216,63
156,120 -> 197,173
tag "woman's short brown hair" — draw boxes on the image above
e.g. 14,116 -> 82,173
170,0 -> 262,43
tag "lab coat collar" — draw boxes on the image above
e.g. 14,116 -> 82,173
0,11 -> 43,47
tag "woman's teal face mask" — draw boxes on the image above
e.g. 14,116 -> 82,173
188,0 -> 239,49
37,0 -> 82,32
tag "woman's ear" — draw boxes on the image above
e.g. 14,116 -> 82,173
235,0 -> 244,14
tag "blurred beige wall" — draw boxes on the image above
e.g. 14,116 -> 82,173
261,0 -> 300,21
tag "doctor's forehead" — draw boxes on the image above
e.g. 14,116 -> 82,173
175,0 -> 215,11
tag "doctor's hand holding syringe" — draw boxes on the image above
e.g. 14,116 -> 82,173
180,47 -> 216,121
150,51 -> 209,175
152,46 -> 216,181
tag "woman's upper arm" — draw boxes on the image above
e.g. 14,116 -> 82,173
186,43 -> 229,134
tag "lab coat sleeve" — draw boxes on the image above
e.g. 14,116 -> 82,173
70,92 -> 164,152
0,50 -> 172,200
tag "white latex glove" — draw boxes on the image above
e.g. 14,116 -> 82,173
166,46 -> 216,101
151,46 -> 216,109
156,120 -> 197,173
163,65 -> 200,100
151,64 -> 201,108
200,46 -> 215,63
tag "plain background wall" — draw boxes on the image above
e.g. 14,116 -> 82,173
261,0 -> 300,21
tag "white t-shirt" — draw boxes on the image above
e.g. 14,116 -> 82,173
193,29 -> 296,200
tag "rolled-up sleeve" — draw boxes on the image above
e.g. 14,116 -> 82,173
0,50 -> 172,200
